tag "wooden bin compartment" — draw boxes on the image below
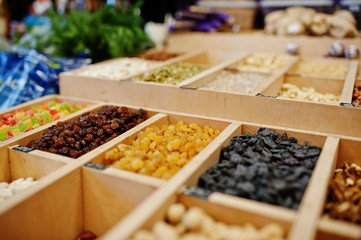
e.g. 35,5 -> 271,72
316,138 -> 361,240
8,104 -> 160,163
128,50 -> 242,87
286,57 -> 351,80
260,74 -> 345,104
0,145 -> 68,207
0,95 -> 97,183
118,193 -> 294,240
0,94 -> 95,145
0,162 -> 156,240
87,111 -> 233,187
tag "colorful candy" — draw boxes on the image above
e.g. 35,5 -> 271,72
0,101 -> 90,141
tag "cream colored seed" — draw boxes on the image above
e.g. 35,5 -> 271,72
203,70 -> 269,93
288,60 -> 348,78
334,168 -> 343,173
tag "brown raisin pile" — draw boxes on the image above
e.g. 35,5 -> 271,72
26,106 -> 147,158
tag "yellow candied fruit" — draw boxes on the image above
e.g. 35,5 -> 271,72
104,121 -> 220,179
23,119 -> 33,127
12,129 -> 21,137
32,123 -> 40,129
14,112 -> 25,120
0,125 -> 8,133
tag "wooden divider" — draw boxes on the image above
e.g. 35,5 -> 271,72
180,52 -> 249,87
0,99 -> 100,182
208,193 -> 296,232
340,60 -> 358,104
317,217 -> 361,240
288,137 -> 339,240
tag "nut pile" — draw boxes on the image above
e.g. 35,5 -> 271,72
234,53 -> 292,73
104,121 -> 220,180
352,83 -> 361,105
138,51 -> 180,61
75,58 -> 160,80
186,128 -> 322,210
26,106 -> 147,158
0,178 -> 38,203
287,60 -> 348,78
202,70 -> 269,93
129,203 -> 286,240
278,83 -> 340,103
265,7 -> 358,38
133,62 -> 206,85
324,162 -> 361,224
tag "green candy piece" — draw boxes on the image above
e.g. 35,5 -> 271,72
42,112 -> 52,123
20,123 -> 29,132
7,126 -> 17,131
60,103 -> 70,111
48,101 -> 57,108
0,131 -> 8,141
70,106 -> 80,113
31,105 -> 40,110
31,116 -> 40,125
22,116 -> 30,121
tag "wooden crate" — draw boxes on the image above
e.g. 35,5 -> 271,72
60,52 -> 361,139
0,99 -> 360,239
0,95 -> 99,182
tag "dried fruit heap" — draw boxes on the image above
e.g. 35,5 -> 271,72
104,121 -> 220,180
186,128 -> 322,210
26,106 -> 146,158
0,101 -> 90,141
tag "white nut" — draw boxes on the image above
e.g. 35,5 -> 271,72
167,203 -> 186,224
182,207 -> 204,231
153,221 -> 178,240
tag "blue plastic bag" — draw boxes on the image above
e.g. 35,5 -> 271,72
0,48 -> 90,111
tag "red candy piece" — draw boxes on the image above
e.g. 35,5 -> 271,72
49,109 -> 58,115
24,127 -> 32,132
26,110 -> 35,116
52,114 -> 60,121
2,113 -> 13,120
7,130 -> 13,136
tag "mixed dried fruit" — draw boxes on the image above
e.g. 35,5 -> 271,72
26,106 -> 147,158
104,121 -> 220,180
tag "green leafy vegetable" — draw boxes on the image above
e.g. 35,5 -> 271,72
47,2 -> 153,62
